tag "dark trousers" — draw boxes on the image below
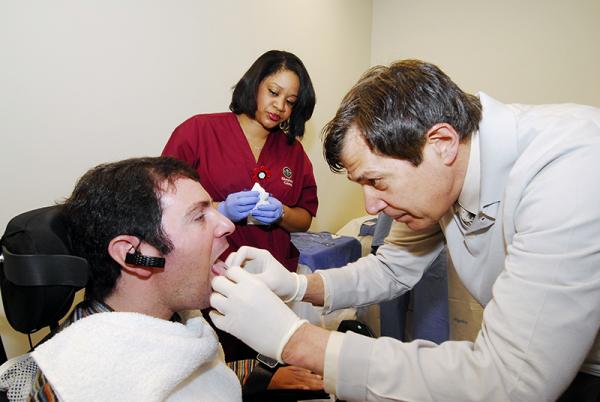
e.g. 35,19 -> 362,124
379,249 -> 449,343
558,372 -> 600,402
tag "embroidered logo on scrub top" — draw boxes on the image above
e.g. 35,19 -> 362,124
252,165 -> 271,181
282,167 -> 293,187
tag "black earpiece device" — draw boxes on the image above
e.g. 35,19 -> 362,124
125,251 -> 165,268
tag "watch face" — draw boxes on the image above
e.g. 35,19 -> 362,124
256,353 -> 278,368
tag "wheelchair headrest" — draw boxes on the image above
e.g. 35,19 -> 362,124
0,205 -> 89,333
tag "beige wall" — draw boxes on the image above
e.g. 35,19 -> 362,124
0,0 -> 371,358
371,0 -> 600,107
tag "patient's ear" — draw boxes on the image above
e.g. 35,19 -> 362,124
108,235 -> 153,278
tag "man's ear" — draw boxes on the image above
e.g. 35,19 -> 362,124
425,123 -> 461,165
108,235 -> 153,278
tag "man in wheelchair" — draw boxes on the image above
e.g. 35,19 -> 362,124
0,156 -> 242,401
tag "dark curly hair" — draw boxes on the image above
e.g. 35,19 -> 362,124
323,59 -> 482,172
230,50 -> 316,144
62,156 -> 199,302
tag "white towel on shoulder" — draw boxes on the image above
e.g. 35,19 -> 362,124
32,312 -> 241,401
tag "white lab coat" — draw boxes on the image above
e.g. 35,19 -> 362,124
319,93 -> 600,401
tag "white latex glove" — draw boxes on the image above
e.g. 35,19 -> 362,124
225,246 -> 307,303
209,266 -> 307,363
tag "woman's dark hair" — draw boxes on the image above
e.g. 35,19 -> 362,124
323,59 -> 482,172
230,50 -> 316,144
62,156 -> 199,302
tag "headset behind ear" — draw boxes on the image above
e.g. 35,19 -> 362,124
125,237 -> 165,268
125,251 -> 165,268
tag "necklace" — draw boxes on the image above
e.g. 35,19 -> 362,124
240,123 -> 267,153
247,138 -> 266,153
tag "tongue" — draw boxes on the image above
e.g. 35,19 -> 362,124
211,261 -> 228,276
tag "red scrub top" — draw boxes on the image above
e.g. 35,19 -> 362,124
162,112 -> 318,272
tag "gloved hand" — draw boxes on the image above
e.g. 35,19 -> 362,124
210,266 -> 307,363
250,195 -> 283,225
218,190 -> 260,222
225,246 -> 307,303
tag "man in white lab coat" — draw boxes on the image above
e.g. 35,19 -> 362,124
210,59 -> 600,401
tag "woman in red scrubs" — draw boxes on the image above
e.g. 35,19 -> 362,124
162,50 -> 322,396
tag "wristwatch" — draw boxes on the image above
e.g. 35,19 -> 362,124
256,353 -> 278,369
